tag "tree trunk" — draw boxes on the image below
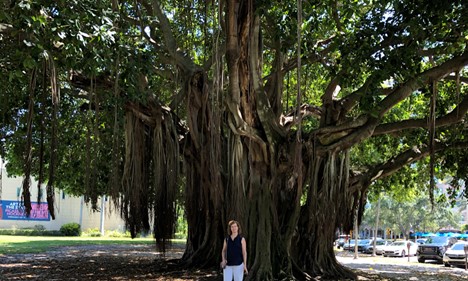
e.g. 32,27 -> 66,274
181,70 -> 225,268
180,1 -> 369,279
294,151 -> 357,279
245,163 -> 274,280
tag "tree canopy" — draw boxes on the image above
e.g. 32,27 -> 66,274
1,0 -> 468,279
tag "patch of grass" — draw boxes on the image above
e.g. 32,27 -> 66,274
0,235 -> 185,255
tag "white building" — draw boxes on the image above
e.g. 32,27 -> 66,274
0,167 -> 125,232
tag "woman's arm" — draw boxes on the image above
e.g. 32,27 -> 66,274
242,237 -> 248,273
221,239 -> 227,266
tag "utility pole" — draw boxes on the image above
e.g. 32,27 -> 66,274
372,192 -> 381,256
79,195 -> 84,229
353,200 -> 359,259
466,197 -> 468,225
100,195 -> 106,236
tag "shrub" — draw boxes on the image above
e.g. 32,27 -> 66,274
33,224 -> 46,231
106,230 -> 129,238
0,228 -> 63,236
83,228 -> 102,237
461,224 -> 468,232
42,230 -> 63,236
60,223 -> 81,236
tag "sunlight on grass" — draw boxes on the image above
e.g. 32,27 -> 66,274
0,235 -> 186,255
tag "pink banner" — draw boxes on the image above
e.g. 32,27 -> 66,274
0,200 -> 50,221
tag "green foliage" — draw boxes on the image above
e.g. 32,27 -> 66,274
60,223 -> 82,236
0,0 -> 466,201
461,224 -> 468,232
0,227 -> 63,236
175,207 -> 187,239
82,228 -> 102,237
82,228 -> 133,238
105,230 -> 131,238
0,235 -> 155,255
363,189 -> 463,237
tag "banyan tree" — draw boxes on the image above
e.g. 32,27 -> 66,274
1,0 -> 468,279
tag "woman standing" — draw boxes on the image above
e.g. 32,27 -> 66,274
221,220 -> 248,281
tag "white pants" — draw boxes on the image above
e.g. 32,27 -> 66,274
223,263 -> 244,281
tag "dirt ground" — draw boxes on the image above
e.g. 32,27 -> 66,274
0,244 -> 418,281
0,244 -> 222,281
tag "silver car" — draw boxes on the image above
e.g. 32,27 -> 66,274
343,239 -> 357,251
443,241 -> 468,267
383,241 -> 418,257
364,240 -> 390,255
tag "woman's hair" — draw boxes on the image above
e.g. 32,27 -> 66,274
227,220 -> 242,235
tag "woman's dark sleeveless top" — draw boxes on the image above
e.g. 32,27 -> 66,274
226,235 -> 243,266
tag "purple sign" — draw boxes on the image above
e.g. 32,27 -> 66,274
0,200 -> 50,221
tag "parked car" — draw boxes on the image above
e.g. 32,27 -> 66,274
343,239 -> 357,251
416,238 -> 427,245
442,241 -> 468,267
383,240 -> 418,257
335,235 -> 349,249
357,239 -> 372,252
416,236 -> 458,263
363,240 -> 390,255
358,238 -> 383,253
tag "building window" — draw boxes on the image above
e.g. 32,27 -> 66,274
62,191 -> 66,199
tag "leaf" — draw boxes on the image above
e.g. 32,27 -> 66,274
18,1 -> 31,10
78,31 -> 92,38
22,56 -> 36,69
23,40 -> 34,47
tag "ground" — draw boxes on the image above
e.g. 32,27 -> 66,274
336,250 -> 468,281
1,244 -> 468,280
0,244 -> 219,281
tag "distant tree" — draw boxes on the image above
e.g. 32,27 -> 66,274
461,224 -> 468,232
363,188 -> 462,237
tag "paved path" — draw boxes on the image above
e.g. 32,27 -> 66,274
337,254 -> 468,280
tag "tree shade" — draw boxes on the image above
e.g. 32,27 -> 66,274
0,0 -> 468,279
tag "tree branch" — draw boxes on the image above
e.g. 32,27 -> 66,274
340,73 -> 467,117
141,0 -> 197,74
331,0 -> 342,32
368,141 -> 468,183
373,91 -> 468,136
351,141 -> 468,193
338,51 -> 468,121
444,75 -> 468,84
377,51 -> 468,117
125,102 -> 156,126
339,72 -> 389,113
68,70 -> 113,92
250,14 -> 285,143
281,44 -> 333,74
322,76 -> 340,106
310,52 -> 468,155
281,104 -> 323,127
